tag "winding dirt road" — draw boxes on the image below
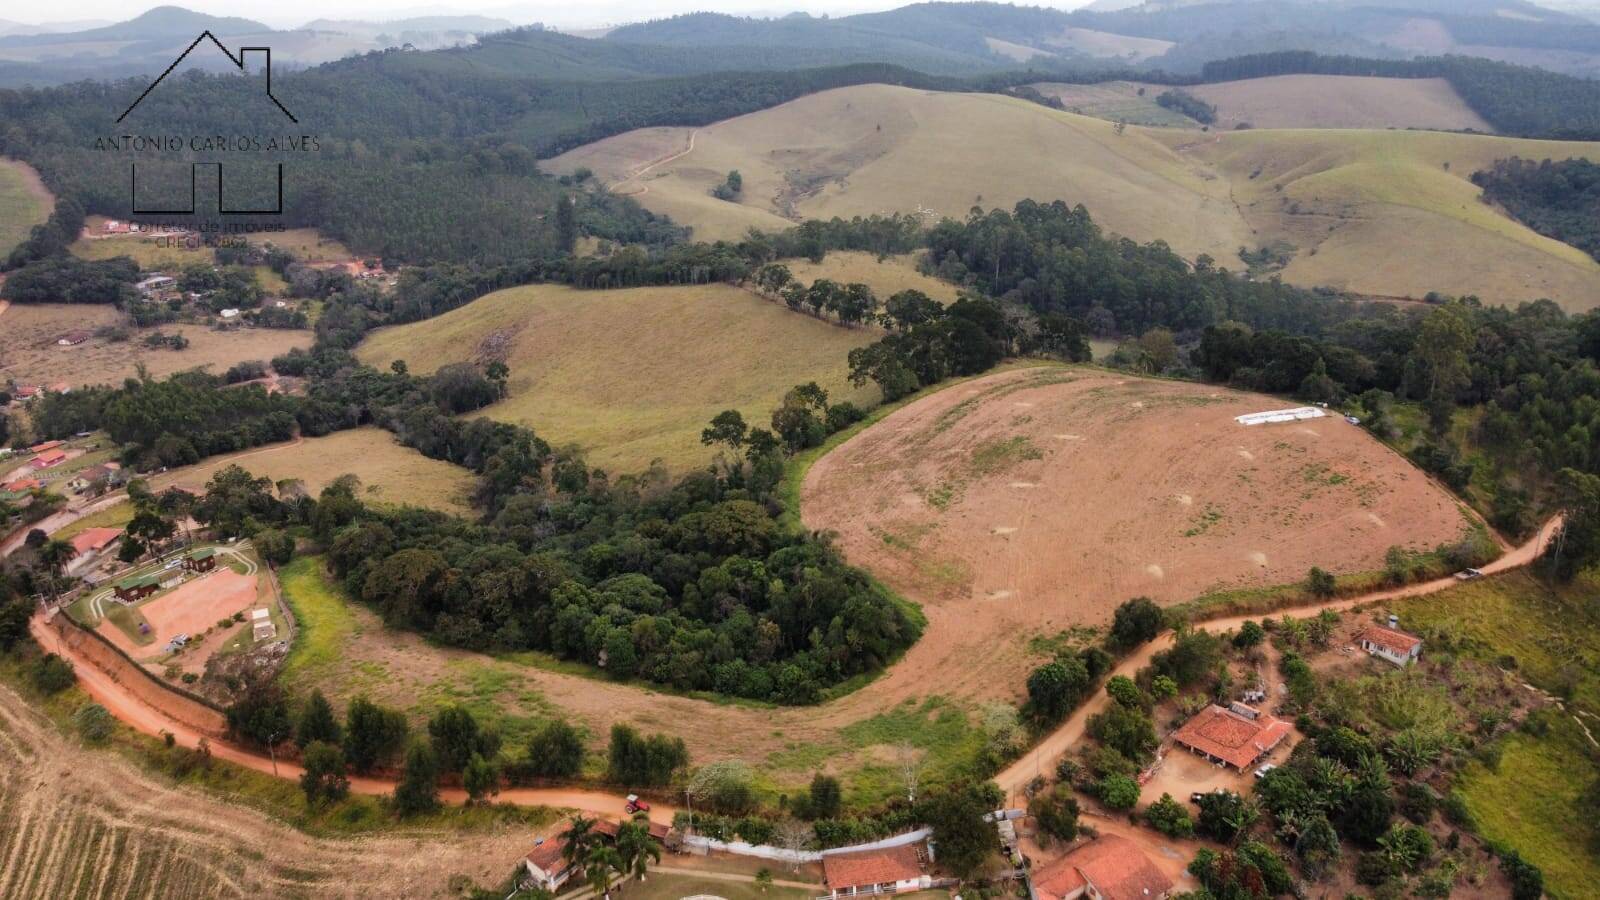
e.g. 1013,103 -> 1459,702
25,513 -> 1560,821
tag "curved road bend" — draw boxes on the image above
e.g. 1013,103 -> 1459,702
994,515 -> 1562,801
25,516 -> 1560,820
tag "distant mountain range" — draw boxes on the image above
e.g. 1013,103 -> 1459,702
2,0 -> 1599,88
0,6 -> 514,87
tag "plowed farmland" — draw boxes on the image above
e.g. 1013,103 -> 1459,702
0,679 -> 545,899
800,367 -> 1474,680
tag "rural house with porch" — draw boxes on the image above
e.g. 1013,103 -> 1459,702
1357,620 -> 1422,667
1171,703 -> 1292,771
822,844 -> 929,898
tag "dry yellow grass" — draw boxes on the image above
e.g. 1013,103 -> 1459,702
546,84 -> 1250,260
1184,75 -> 1492,132
0,158 -> 51,258
355,283 -> 877,473
149,428 -> 477,515
1029,81 -> 1196,127
783,251 -> 962,303
0,303 -> 310,388
1168,127 -> 1600,308
552,83 -> 1600,310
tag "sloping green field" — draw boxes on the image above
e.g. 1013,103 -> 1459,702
356,283 -> 877,473
0,158 -> 50,258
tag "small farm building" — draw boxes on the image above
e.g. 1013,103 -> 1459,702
1171,704 -> 1293,771
1358,622 -> 1422,667
114,574 -> 162,603
522,837 -> 575,892
184,548 -> 218,572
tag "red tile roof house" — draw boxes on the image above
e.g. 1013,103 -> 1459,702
823,844 -> 929,899
1357,624 -> 1423,668
31,449 -> 69,469
70,527 -> 123,559
521,835 -> 575,893
1170,703 -> 1294,771
28,440 -> 63,454
1031,835 -> 1173,900
2,478 -> 42,493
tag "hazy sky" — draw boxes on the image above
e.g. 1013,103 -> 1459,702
5,1 -> 1096,31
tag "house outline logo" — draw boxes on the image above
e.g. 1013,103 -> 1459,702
119,31 -> 299,216
119,31 -> 296,124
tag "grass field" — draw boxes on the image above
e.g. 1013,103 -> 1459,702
0,302 -> 311,389
550,83 -> 1600,310
0,158 -> 51,258
1388,569 -> 1600,897
1168,126 -> 1600,309
245,228 -> 353,263
150,428 -> 478,515
546,84 -> 1251,261
355,283 -> 878,473
782,251 -> 962,303
1185,74 -> 1492,132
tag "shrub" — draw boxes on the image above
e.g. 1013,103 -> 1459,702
1096,774 -> 1140,810
74,703 -> 113,744
29,653 -> 75,694
1143,793 -> 1193,837
1028,784 -> 1079,843
525,719 -> 585,779
1109,597 -> 1164,649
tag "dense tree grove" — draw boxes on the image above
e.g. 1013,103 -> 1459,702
0,256 -> 138,304
1473,157 -> 1600,264
1155,89 -> 1215,124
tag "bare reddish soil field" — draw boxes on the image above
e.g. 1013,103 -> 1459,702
801,367 -> 1471,698
99,570 -> 259,658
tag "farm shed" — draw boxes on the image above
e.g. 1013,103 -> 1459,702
250,608 -> 276,641
522,837 -> 575,892
1031,834 -> 1172,900
823,844 -> 928,898
31,449 -> 68,469
184,548 -> 218,572
1170,703 -> 1292,771
113,574 -> 162,603
1357,623 -> 1422,667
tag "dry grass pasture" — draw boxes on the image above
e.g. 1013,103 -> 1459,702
0,158 -> 51,258
551,83 -> 1600,309
0,679 -> 547,899
150,429 -> 477,515
0,303 -> 310,389
355,283 -> 877,473
1167,127 -> 1600,308
801,367 -> 1473,699
1039,27 -> 1175,63
1183,75 -> 1492,132
546,84 -> 1251,260
782,251 -> 962,303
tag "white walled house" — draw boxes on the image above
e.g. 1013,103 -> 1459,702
1358,622 -> 1422,667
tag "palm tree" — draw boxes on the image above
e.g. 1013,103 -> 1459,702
560,815 -> 598,870
616,817 -> 660,886
36,538 -> 74,604
585,846 -> 622,900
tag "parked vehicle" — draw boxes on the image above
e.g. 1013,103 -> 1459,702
1253,763 -> 1279,779
624,794 -> 650,814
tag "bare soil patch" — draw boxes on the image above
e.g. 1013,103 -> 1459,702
801,367 -> 1471,703
99,570 -> 259,659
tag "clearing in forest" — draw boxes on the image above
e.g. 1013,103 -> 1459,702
150,428 -> 478,515
1181,74 -> 1492,132
800,367 -> 1474,703
354,283 -> 877,473
0,158 -> 51,258
0,303 -> 310,389
781,251 -> 962,303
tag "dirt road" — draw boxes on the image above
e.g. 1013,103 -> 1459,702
994,514 -> 1563,801
29,609 -> 677,824
0,492 -> 127,557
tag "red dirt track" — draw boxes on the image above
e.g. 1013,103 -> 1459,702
801,367 -> 1473,703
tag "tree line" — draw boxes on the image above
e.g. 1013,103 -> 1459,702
1472,157 -> 1600,264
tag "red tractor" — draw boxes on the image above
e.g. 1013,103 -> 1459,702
624,794 -> 650,815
